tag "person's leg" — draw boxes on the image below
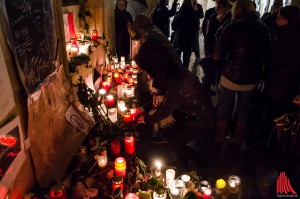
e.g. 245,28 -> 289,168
214,86 -> 236,143
182,49 -> 192,68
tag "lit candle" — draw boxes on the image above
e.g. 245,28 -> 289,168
153,186 -> 167,199
99,88 -> 106,96
124,132 -> 135,155
181,174 -> 191,183
124,193 -> 139,199
106,95 -> 115,107
78,42 -> 87,55
155,160 -> 162,176
108,108 -> 118,123
112,176 -> 124,192
114,72 -> 121,84
227,175 -> 241,193
123,111 -> 132,124
128,77 -> 134,85
75,32 -> 81,40
97,147 -> 108,168
102,81 -> 111,92
70,45 -> 78,57
215,179 -> 226,193
50,185 -> 67,199
110,140 -> 121,156
121,56 -> 126,62
170,180 -> 185,198
91,29 -> 98,42
130,108 -> 137,121
202,187 -> 212,199
115,157 -> 126,178
125,86 -> 133,98
166,169 -> 176,188
66,42 -> 72,57
117,100 -> 126,113
131,60 -> 136,67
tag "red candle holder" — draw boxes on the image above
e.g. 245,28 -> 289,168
106,95 -> 115,107
114,157 -> 126,178
124,132 -> 135,155
130,108 -> 137,121
124,193 -> 139,199
49,185 -> 67,199
110,140 -> 121,156
114,72 -> 121,84
102,81 -> 111,92
112,176 -> 124,192
123,111 -> 132,124
91,29 -> 98,42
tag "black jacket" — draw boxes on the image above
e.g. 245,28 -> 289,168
213,11 -> 270,85
135,39 -> 213,125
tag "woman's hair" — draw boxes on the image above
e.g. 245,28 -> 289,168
115,0 -> 127,9
279,5 -> 300,34
231,0 -> 255,18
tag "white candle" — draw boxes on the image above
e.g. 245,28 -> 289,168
117,100 -> 126,113
108,108 -> 118,123
70,45 -> 78,57
155,161 -> 162,176
125,86 -> 133,98
78,42 -> 86,54
170,180 -> 185,198
153,190 -> 166,199
99,88 -> 106,96
227,175 -> 241,193
121,56 -> 126,62
97,147 -> 107,168
181,174 -> 191,183
166,169 -> 176,188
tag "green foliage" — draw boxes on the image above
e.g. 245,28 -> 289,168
69,53 -> 91,73
140,177 -> 164,191
78,0 -> 93,33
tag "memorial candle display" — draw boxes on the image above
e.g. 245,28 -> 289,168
99,88 -> 106,96
202,187 -> 212,199
106,95 -> 115,107
124,193 -> 139,199
166,169 -> 176,188
114,157 -> 126,178
155,160 -> 162,176
97,147 -> 108,168
102,81 -> 111,92
124,132 -> 135,155
70,45 -> 78,57
110,140 -> 121,156
215,179 -> 226,193
49,185 -> 67,199
117,100 -> 126,113
130,108 -> 137,121
181,174 -> 191,183
227,175 -> 241,193
114,72 -> 121,84
112,176 -> 124,191
153,186 -> 167,199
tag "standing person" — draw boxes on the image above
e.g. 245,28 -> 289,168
261,0 -> 283,31
261,5 -> 300,143
192,0 -> 204,61
213,0 -> 270,148
151,0 -> 178,38
171,0 -> 199,68
115,0 -> 133,60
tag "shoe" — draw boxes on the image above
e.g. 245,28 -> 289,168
152,137 -> 168,144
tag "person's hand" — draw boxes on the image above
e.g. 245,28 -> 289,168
293,95 -> 300,106
137,115 -> 145,124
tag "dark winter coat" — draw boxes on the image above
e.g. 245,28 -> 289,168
264,26 -> 300,101
171,3 -> 199,51
213,11 -> 270,85
151,1 -> 177,38
134,39 -> 213,125
115,8 -> 133,58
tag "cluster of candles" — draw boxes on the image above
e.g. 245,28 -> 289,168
97,57 -> 138,124
65,30 -> 99,59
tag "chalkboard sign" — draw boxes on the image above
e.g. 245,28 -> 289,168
5,0 -> 56,94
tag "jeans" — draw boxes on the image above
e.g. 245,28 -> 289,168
218,86 -> 254,123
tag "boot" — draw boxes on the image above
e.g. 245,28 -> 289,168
232,122 -> 248,147
214,119 -> 228,144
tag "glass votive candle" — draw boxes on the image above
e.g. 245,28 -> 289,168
117,100 -> 126,113
215,179 -> 226,194
125,86 -> 133,98
106,95 -> 115,107
112,175 -> 124,192
110,140 -> 121,156
153,186 -> 167,199
91,29 -> 98,42
123,111 -> 132,124
124,132 -> 135,155
124,193 -> 139,199
97,147 -> 108,168
181,174 -> 191,183
202,187 -> 212,199
115,157 -> 126,178
108,108 -> 118,123
170,179 -> 185,199
130,108 -> 137,121
227,175 -> 241,193
102,81 -> 111,92
121,56 -> 126,62
99,88 -> 106,96
165,169 -> 176,188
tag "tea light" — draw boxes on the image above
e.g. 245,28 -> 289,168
110,140 -> 121,156
170,180 -> 185,199
97,147 -> 108,168
227,175 -> 241,193
153,186 -> 166,199
181,174 -> 191,183
99,88 -> 106,96
166,169 -> 176,188
106,95 -> 115,107
215,179 -> 226,193
112,176 -> 124,192
124,193 -> 139,199
123,111 -> 132,124
115,157 -> 126,178
108,108 -> 118,123
124,132 -> 135,155
102,81 -> 111,92
91,29 -> 98,42
202,187 -> 212,199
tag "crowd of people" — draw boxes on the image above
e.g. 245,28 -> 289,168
115,0 -> 300,182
